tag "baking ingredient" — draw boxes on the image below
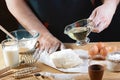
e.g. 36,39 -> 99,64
96,42 -> 105,50
88,45 -> 99,57
107,52 -> 120,62
100,47 -> 109,57
3,47 -> 19,67
107,52 -> 120,71
88,42 -> 117,60
67,27 -> 90,40
50,49 -> 83,68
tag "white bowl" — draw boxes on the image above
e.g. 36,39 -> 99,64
106,51 -> 120,71
107,60 -> 120,71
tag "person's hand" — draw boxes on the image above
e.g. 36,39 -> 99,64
89,3 -> 117,33
38,32 -> 65,54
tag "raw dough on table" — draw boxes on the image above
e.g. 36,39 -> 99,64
50,49 -> 83,68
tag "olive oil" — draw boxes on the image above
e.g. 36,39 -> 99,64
67,27 -> 90,41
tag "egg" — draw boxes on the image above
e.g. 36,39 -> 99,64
89,42 -> 118,60
109,46 -> 117,52
96,42 -> 105,50
100,46 -> 109,57
101,46 -> 117,54
89,45 -> 99,57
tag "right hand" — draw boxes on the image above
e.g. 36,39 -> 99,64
89,3 -> 117,33
38,32 -> 65,54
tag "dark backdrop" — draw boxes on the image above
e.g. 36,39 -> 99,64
98,4 -> 120,42
0,0 -> 120,42
0,0 -> 18,42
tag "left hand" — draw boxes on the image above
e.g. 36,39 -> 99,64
38,32 -> 65,54
89,3 -> 117,33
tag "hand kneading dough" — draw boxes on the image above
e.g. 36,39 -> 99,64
50,49 -> 83,68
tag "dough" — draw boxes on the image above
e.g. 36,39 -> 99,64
50,49 -> 83,68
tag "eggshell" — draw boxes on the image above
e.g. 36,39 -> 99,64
89,45 -> 99,57
96,42 -> 105,50
100,47 -> 109,57
103,46 -> 117,53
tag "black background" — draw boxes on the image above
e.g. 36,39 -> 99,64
0,0 -> 120,42
0,0 -> 18,42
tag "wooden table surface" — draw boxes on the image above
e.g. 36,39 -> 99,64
0,42 -> 120,80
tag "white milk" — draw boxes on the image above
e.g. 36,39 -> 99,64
3,47 -> 19,67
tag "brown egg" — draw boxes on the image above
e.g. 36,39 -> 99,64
105,46 -> 117,53
100,46 -> 109,57
89,45 -> 99,57
96,42 -> 105,50
105,46 -> 112,53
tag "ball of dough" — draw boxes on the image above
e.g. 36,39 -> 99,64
50,49 -> 83,68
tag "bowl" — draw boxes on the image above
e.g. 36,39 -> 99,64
9,29 -> 40,49
106,51 -> 120,71
7,29 -> 40,65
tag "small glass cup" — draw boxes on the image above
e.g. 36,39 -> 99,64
64,19 -> 94,46
1,39 -> 19,67
7,29 -> 40,65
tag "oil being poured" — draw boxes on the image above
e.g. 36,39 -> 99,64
67,27 -> 90,41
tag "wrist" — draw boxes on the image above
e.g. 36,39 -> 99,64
102,0 -> 118,11
103,0 -> 119,7
39,29 -> 54,38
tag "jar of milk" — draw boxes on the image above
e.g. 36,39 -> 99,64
1,39 -> 19,67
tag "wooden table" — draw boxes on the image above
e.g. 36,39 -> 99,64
0,42 -> 120,80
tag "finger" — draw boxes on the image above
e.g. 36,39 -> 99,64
35,41 -> 40,49
44,45 -> 49,53
92,13 -> 102,28
48,44 -> 59,54
33,48 -> 40,58
90,9 -> 104,28
92,27 -> 100,33
33,49 -> 44,61
97,21 -> 107,32
89,11 -> 100,30
89,9 -> 97,20
34,49 -> 43,60
60,43 -> 66,50
92,21 -> 100,32
39,43 -> 45,52
93,21 -> 106,33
